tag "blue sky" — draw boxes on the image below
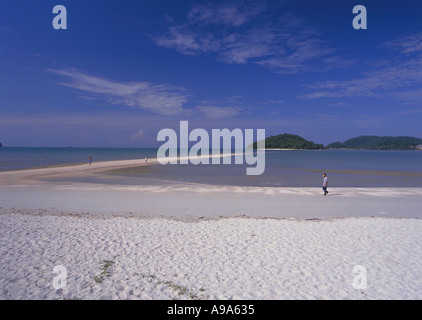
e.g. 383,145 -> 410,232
1,0 -> 422,147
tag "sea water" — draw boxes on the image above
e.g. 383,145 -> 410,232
1,147 -> 422,187
0,147 -> 157,171
104,149 -> 422,187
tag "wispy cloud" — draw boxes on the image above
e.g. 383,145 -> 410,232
131,129 -> 145,141
256,35 -> 337,73
393,88 -> 422,101
153,25 -> 217,56
196,105 -> 242,120
47,68 -> 273,120
48,68 -> 188,115
194,96 -> 247,119
152,2 -> 341,74
187,1 -> 264,27
0,26 -> 13,38
0,26 -> 15,48
302,33 -> 422,99
385,32 -> 422,54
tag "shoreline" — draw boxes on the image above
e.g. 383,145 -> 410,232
1,157 -> 422,220
1,206 -> 420,223
1,182 -> 421,220
300,168 -> 422,178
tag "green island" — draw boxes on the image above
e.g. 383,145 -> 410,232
253,134 -> 422,150
327,136 -> 422,150
253,133 -> 324,150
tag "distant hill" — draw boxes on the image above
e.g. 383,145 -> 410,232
0,142 -> 2,147
326,135 -> 422,150
253,133 -> 324,150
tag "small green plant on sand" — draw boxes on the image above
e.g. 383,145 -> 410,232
143,274 -> 206,300
94,256 -> 118,284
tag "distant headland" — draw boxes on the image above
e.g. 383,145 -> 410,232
253,134 -> 324,150
326,136 -> 422,150
254,134 -> 422,151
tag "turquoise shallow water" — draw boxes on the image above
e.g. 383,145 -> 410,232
4,147 -> 421,187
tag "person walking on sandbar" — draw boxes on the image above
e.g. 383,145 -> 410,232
322,173 -> 329,196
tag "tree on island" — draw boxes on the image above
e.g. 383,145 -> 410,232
0,142 -> 2,147
253,134 -> 422,151
253,133 -> 324,150
326,135 -> 422,150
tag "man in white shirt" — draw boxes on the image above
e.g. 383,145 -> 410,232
322,173 -> 329,196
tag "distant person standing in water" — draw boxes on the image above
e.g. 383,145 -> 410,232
145,157 -> 148,164
322,173 -> 329,196
89,156 -> 92,166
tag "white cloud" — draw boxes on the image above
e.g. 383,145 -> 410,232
302,33 -> 422,99
152,3 -> 339,74
49,68 -> 188,115
257,37 -> 336,74
153,25 -> 218,55
303,59 -> 422,99
218,27 -> 278,64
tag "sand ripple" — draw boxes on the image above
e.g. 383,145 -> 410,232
1,213 -> 421,300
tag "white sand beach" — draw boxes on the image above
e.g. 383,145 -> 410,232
0,159 -> 421,300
